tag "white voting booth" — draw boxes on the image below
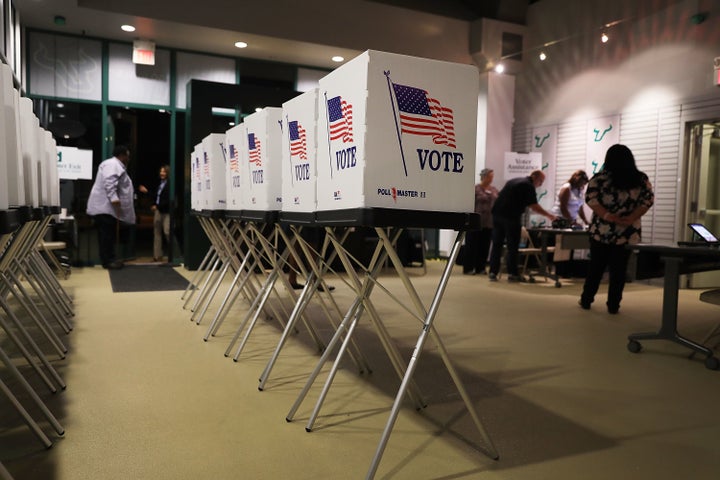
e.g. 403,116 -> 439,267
316,50 -> 478,213
225,123 -> 245,210
201,133 -> 227,211
281,89 -> 318,213
190,145 -> 204,211
240,107 -> 283,211
2,63 -> 25,207
19,97 -> 41,208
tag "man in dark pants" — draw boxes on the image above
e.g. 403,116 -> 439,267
86,145 -> 136,269
488,170 -> 556,282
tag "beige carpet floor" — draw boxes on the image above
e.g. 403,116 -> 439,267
2,260 -> 720,479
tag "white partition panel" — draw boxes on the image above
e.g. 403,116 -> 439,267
201,133 -> 227,210
19,97 -> 40,207
281,89 -> 318,213
225,123 -> 246,210
240,107 -> 283,211
0,68 -> 8,210
316,50 -> 479,213
191,144 -> 204,211
1,64 -> 24,206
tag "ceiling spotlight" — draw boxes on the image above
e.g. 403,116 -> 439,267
601,32 -> 609,43
331,56 -> 344,63
494,63 -> 505,74
255,107 -> 263,112
539,52 -> 547,61
234,41 -> 248,49
56,103 -> 64,108
229,121 -> 235,126
121,24 -> 136,32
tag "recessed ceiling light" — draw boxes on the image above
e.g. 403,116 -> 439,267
539,52 -> 547,61
121,24 -> 136,32
56,102 -> 64,108
494,63 -> 505,74
63,134 -> 70,139
601,32 -> 609,43
255,107 -> 263,112
234,41 -> 248,49
331,56 -> 344,63
229,121 -> 235,126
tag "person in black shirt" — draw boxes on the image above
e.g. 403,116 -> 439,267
139,164 -> 171,262
488,170 -> 556,282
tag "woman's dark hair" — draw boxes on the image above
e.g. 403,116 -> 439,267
568,169 -> 588,187
601,144 -> 644,190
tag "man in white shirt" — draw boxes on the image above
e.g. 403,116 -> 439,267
86,145 -> 136,269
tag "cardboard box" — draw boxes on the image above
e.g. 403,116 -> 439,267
281,89 -> 318,213
316,50 -> 479,213
201,133 -> 227,210
224,123 -> 245,210
240,107 -> 283,211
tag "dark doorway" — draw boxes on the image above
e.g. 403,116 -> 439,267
108,107 -> 172,261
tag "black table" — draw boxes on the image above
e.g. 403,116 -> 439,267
628,243 -> 720,370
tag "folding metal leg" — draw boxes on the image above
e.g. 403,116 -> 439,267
0,272 -> 68,357
182,246 -> 216,307
259,226 -> 370,390
0,377 -> 52,449
365,231 -> 498,479
0,460 -> 14,480
0,344 -> 65,437
286,228 -> 426,424
0,297 -> 65,392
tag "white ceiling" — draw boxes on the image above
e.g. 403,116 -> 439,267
15,0 -> 494,69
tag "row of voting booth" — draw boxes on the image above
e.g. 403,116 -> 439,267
184,50 -> 499,479
0,62 -> 74,480
191,50 -> 478,216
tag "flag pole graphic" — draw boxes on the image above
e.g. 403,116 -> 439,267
323,91 -> 334,179
247,133 -> 253,191
384,71 -> 408,177
286,116 -> 294,187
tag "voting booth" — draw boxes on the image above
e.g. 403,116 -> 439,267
281,89 -> 318,214
201,133 -> 227,211
191,145 -> 203,211
316,50 -> 479,213
240,107 -> 283,212
225,123 -> 245,210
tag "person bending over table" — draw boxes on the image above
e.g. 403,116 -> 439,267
579,144 -> 654,314
550,169 -> 589,277
488,170 -> 556,282
550,169 -> 590,226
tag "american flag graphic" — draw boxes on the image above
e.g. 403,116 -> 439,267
203,152 -> 210,176
327,95 -> 353,143
194,157 -> 200,179
228,144 -> 240,173
392,83 -> 456,148
247,133 -> 262,166
288,120 -> 307,161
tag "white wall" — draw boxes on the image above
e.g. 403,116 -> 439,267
516,0 -> 720,125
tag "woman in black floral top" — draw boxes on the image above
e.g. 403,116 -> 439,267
579,144 -> 654,314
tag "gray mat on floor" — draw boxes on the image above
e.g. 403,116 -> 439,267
109,264 -> 189,292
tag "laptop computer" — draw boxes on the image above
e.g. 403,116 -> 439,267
677,223 -> 720,247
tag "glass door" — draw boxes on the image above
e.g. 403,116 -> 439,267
685,121 -> 720,288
